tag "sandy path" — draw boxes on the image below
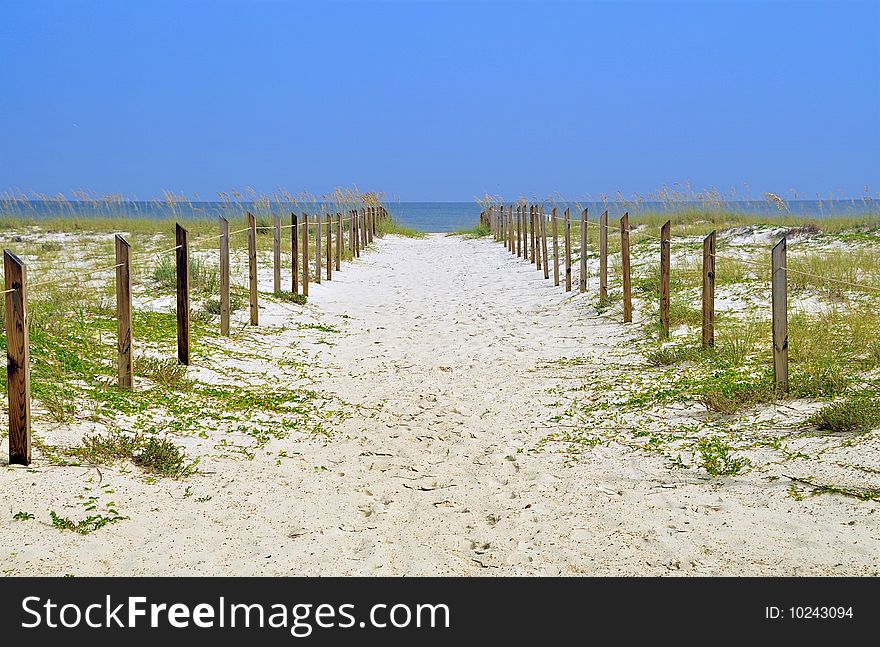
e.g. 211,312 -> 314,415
2,234 -> 876,576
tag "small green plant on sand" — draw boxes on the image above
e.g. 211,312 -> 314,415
697,437 -> 750,477
808,396 -> 880,434
13,511 -> 35,521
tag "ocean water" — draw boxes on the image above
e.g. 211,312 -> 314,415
1,200 -> 877,233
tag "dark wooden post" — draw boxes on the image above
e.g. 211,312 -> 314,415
660,220 -> 671,337
176,223 -> 191,364
772,237 -> 788,393
702,231 -> 715,348
551,208 -> 560,286
620,212 -> 632,323
564,208 -> 572,292
291,213 -> 299,295
220,217 -> 231,335
599,210 -> 608,300
247,212 -> 258,325
302,213 -> 310,296
4,250 -> 31,465
115,234 -> 133,389
579,208 -> 587,293
273,213 -> 281,293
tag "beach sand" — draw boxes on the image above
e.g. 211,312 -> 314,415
1,233 -> 877,576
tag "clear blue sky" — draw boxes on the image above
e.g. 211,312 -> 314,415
1,0 -> 877,201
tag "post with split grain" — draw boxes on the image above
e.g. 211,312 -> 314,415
660,220 -> 671,337
4,250 -> 31,465
564,208 -> 572,292
620,212 -> 632,323
220,217 -> 231,334
509,206 -> 515,253
541,206 -> 549,280
115,234 -> 133,389
247,212 -> 258,325
529,205 -> 536,264
273,213 -> 281,293
702,231 -> 715,348
551,207 -> 560,286
291,213 -> 299,295
302,213 -> 310,296
771,237 -> 789,393
599,210 -> 608,300
176,223 -> 191,364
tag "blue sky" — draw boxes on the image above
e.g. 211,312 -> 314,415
1,0 -> 877,201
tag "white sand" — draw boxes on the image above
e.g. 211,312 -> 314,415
1,233 -> 877,575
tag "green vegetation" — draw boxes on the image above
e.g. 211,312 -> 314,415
12,511 -> 35,521
697,437 -> 751,476
67,431 -> 198,478
809,396 -> 880,434
451,223 -> 491,238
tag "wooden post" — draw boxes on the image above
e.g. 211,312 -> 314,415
509,206 -> 515,253
620,212 -> 632,323
315,211 -> 322,284
355,209 -> 361,257
302,213 -> 310,296
273,213 -> 281,293
702,231 -> 716,348
361,209 -> 367,251
335,213 -> 342,271
516,206 -> 522,257
176,223 -> 191,363
599,210 -> 608,300
541,206 -> 549,280
367,207 -> 373,244
291,213 -> 299,295
220,217 -> 231,334
326,214 -> 332,281
551,208 -> 560,286
660,220 -> 671,337
115,234 -> 133,389
529,205 -> 535,263
246,212 -> 258,325
771,237 -> 788,393
579,208 -> 587,293
350,210 -> 356,256
564,208 -> 572,292
4,250 -> 31,465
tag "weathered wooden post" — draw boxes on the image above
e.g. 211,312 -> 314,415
220,217 -> 231,334
291,213 -> 299,295
516,205 -> 522,257
660,220 -> 671,337
335,213 -> 342,271
115,234 -> 133,388
771,237 -> 788,393
326,214 -> 332,281
247,212 -> 258,325
302,212 -> 310,296
541,206 -> 549,280
599,210 -> 608,300
315,211 -> 322,284
4,250 -> 31,465
579,208 -> 587,293
702,231 -> 715,348
564,208 -> 572,292
620,212 -> 632,323
176,223 -> 191,363
529,205 -> 535,263
551,208 -> 560,286
273,213 -> 281,293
